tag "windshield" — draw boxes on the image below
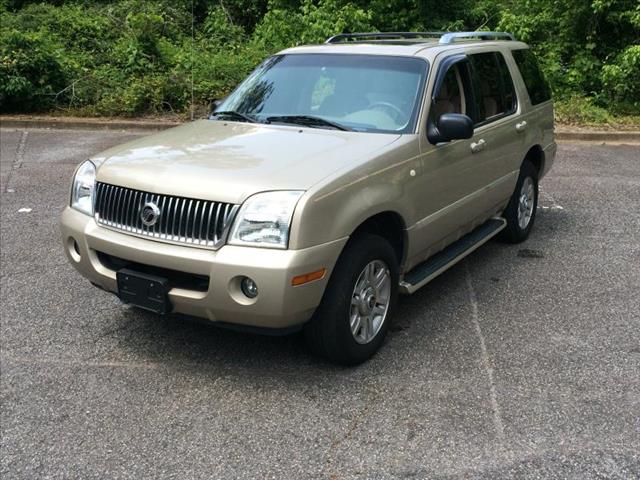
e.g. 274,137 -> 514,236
217,54 -> 428,133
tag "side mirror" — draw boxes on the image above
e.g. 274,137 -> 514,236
427,113 -> 474,144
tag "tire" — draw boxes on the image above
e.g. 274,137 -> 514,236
500,159 -> 539,243
304,233 -> 399,365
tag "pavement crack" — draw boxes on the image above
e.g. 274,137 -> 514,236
93,318 -> 136,341
0,262 -> 68,279
465,264 -> 506,446
3,130 -> 29,193
324,386 -> 380,479
0,353 -> 159,370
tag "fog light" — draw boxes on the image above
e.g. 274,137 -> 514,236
67,237 -> 81,262
240,276 -> 258,298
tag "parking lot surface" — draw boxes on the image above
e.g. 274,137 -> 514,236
1,127 -> 639,479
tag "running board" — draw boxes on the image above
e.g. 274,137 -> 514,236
400,217 -> 506,294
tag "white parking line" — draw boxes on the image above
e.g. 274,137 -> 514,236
538,188 -> 565,211
465,265 -> 506,444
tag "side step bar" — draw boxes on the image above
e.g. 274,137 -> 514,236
400,217 -> 506,294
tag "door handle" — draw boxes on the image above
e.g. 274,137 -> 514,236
515,121 -> 527,133
470,139 -> 486,153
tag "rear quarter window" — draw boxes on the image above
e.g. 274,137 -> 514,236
512,49 -> 552,105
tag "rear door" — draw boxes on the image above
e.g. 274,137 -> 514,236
465,50 -> 525,213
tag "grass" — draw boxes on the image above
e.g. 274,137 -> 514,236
554,96 -> 640,129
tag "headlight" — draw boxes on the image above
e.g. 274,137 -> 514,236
228,191 -> 304,249
70,160 -> 96,216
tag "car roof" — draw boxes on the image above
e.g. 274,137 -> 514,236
279,39 -> 530,60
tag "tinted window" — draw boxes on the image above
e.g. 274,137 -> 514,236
219,54 -> 428,133
497,53 -> 516,113
433,65 -> 463,117
469,52 -> 516,125
512,48 -> 552,105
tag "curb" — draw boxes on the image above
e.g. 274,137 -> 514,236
554,130 -> 640,143
0,116 -> 182,132
1,116 -> 639,142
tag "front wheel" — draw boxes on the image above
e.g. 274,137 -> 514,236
304,233 -> 399,365
500,159 -> 539,243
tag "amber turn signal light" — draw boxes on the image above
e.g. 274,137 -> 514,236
291,268 -> 326,286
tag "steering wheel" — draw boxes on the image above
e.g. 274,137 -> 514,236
368,101 -> 405,122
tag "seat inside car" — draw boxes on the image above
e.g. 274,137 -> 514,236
318,80 -> 368,116
481,81 -> 500,118
434,68 -> 462,118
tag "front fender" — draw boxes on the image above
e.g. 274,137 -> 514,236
288,136 -> 422,250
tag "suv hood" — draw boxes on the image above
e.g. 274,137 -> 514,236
94,120 -> 401,204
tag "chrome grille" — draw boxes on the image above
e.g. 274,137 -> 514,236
94,182 -> 238,249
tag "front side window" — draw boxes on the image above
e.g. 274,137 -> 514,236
218,54 -> 428,133
512,48 -> 552,105
432,65 -> 465,117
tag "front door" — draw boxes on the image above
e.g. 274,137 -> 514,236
410,55 -> 489,264
409,49 -> 524,266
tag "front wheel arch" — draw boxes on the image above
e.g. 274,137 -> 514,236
303,233 -> 399,365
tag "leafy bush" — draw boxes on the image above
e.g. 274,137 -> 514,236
497,0 -> 640,115
0,0 -> 638,121
0,28 -> 68,111
253,0 -> 374,50
601,45 -> 640,113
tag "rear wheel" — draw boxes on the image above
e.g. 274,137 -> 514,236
500,159 -> 539,243
304,233 -> 399,365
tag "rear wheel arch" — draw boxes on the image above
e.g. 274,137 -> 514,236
500,158 -> 539,243
523,145 -> 545,177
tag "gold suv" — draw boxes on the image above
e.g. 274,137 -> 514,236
61,31 -> 556,364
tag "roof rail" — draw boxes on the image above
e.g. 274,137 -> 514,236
325,31 -> 516,45
438,31 -> 515,44
325,32 -> 444,44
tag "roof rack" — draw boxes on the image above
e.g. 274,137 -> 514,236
325,31 -> 515,44
438,31 -> 515,44
325,32 -> 444,44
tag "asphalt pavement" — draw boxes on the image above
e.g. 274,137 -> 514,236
1,127 -> 639,479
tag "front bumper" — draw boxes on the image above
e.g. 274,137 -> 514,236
60,207 -> 347,329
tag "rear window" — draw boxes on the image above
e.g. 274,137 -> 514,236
512,49 -> 552,105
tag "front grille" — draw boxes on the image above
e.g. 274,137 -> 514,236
94,182 -> 238,249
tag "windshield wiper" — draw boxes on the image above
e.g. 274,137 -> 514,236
266,115 -> 352,131
210,111 -> 258,123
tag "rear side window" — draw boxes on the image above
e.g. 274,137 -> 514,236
469,52 -> 517,125
497,53 -> 516,113
512,49 -> 552,105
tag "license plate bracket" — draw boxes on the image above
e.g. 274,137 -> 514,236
117,268 -> 171,315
